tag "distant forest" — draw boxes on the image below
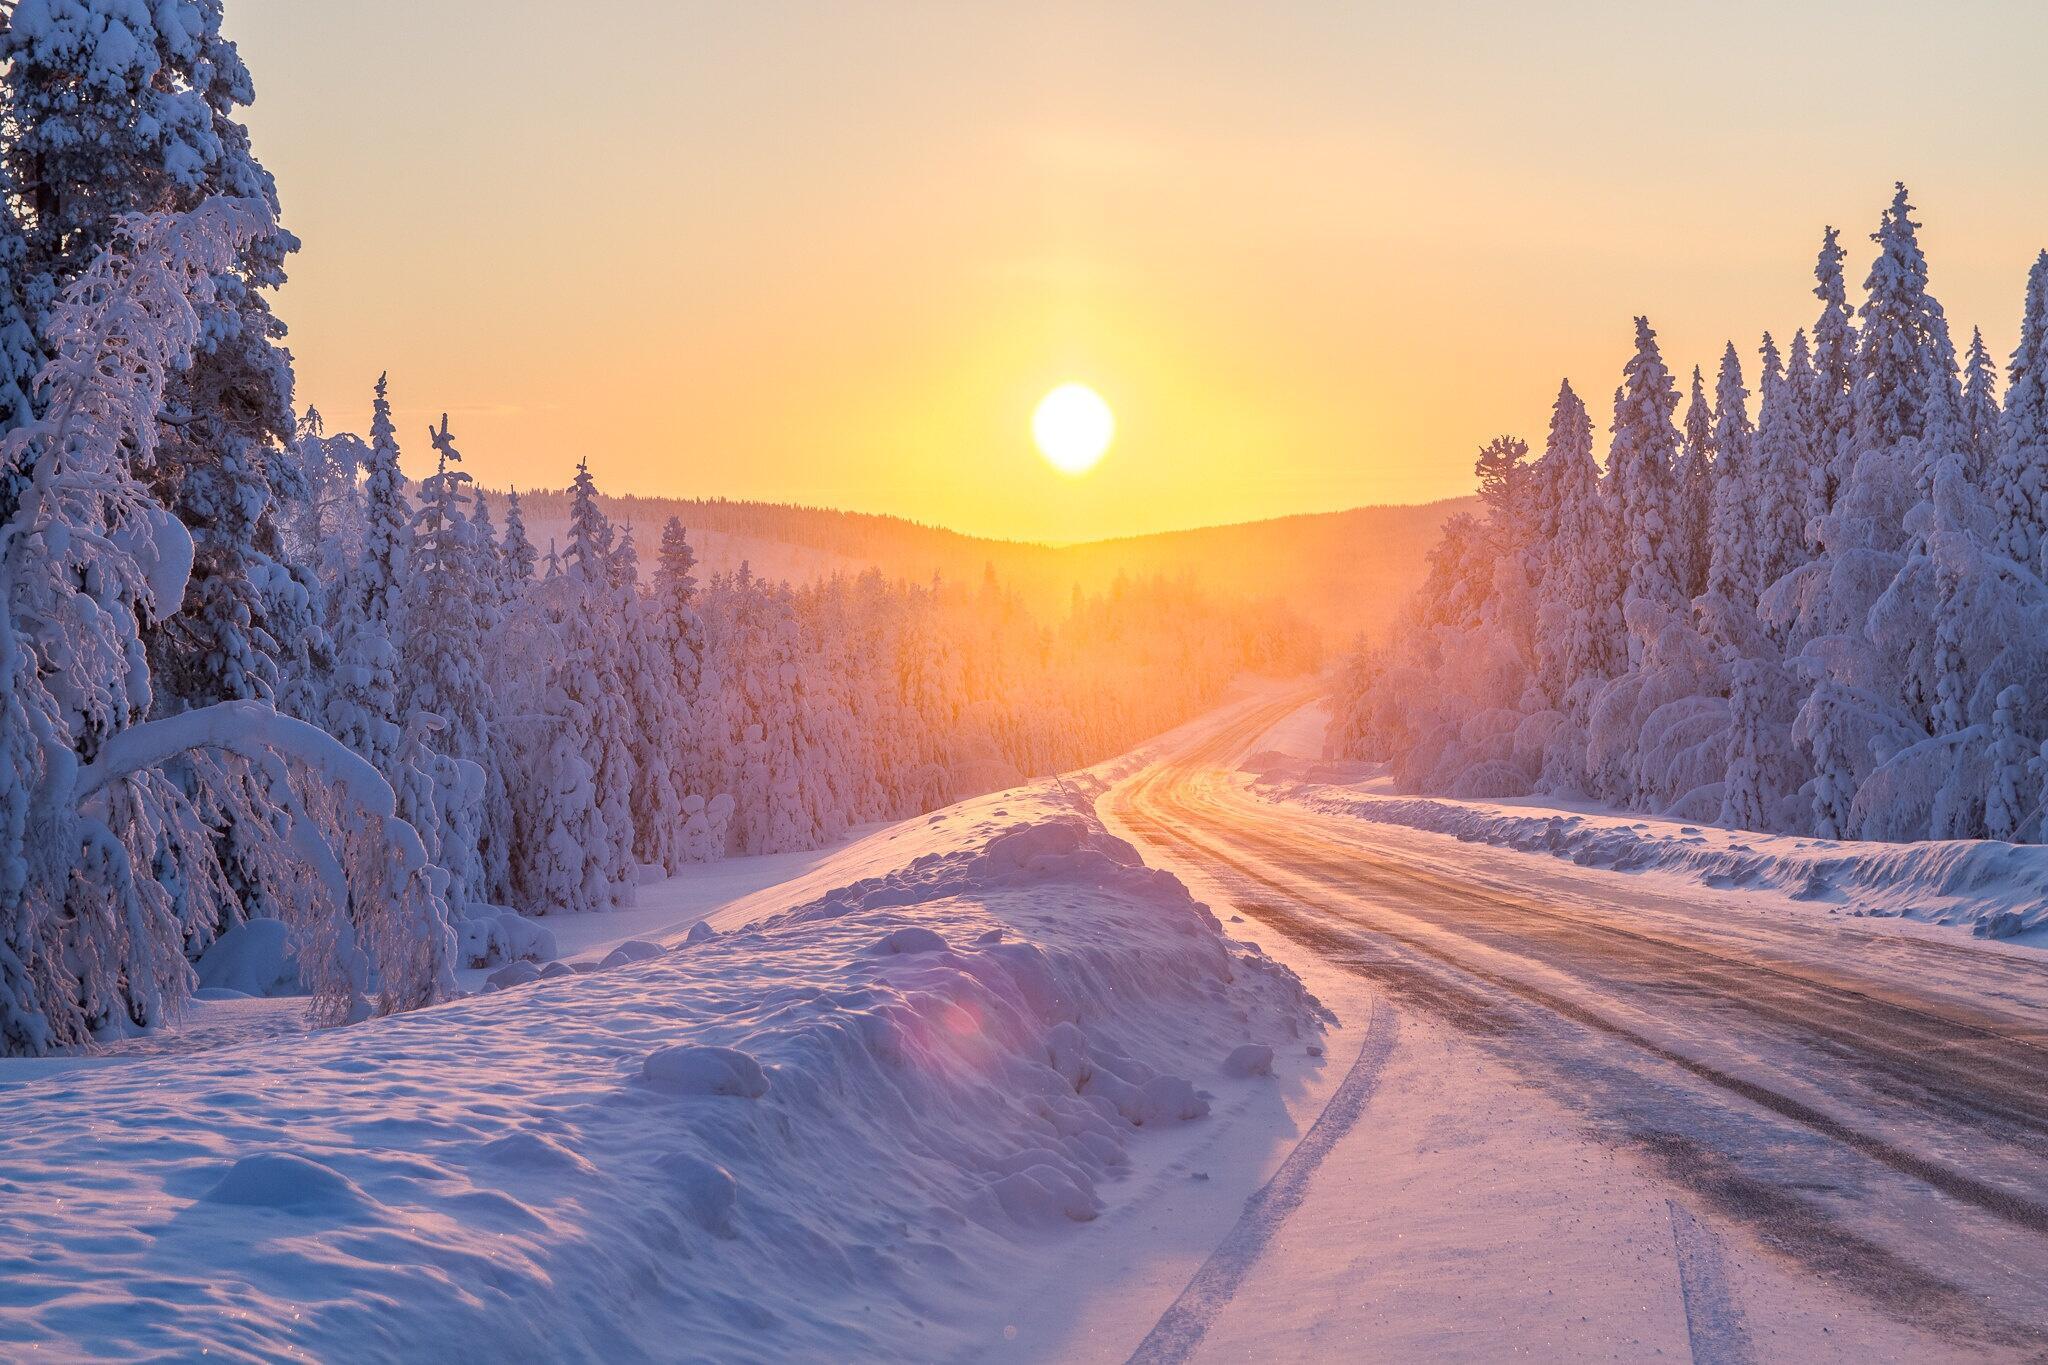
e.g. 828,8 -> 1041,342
501,487 -> 1475,643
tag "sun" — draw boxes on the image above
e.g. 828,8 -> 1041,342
1032,383 -> 1115,475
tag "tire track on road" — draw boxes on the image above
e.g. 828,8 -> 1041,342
1124,1000 -> 1399,1365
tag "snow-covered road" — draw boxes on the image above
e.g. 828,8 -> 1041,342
1096,689 -> 2048,1361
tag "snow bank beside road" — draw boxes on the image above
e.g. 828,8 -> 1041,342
1252,756 -> 2048,943
0,782 -> 1323,1362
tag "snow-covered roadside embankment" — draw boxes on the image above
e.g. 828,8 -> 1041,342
1248,755 -> 2048,942
0,782 -> 1324,1362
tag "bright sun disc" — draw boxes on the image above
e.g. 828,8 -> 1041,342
1032,383 -> 1114,475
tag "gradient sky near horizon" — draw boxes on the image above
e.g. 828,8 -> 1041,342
236,2 -> 2048,544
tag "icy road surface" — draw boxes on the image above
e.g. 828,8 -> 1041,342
1085,688 -> 2048,1362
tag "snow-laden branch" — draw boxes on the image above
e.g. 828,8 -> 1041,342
74,699 -> 397,822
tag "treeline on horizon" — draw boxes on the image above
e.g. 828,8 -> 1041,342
503,484 -> 1466,641
1333,185 -> 2048,850
0,3 -> 1315,1057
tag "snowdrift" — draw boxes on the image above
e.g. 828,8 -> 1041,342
1252,759 -> 2048,942
0,782 -> 1323,1362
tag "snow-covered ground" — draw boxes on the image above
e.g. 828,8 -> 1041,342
1248,705 -> 2048,949
0,767 -> 1322,1361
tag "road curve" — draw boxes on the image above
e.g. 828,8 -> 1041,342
1107,695 -> 2048,1357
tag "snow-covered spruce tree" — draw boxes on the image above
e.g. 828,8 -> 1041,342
495,501 -> 620,919
470,489 -> 504,607
402,415 -> 502,908
0,206 -> 454,1053
325,380 -> 412,777
4,0 -> 317,710
1691,339 -> 1808,834
1674,366 -> 1714,600
1992,252 -> 2048,572
496,586 -> 612,917
612,520 -> 640,590
501,487 -> 539,585
1807,226 -> 1859,530
1606,318 -> 1689,663
620,558 -> 691,874
1986,684 -> 2032,841
1766,188 -> 1961,820
1704,343 -> 1755,610
318,377 -> 459,908
559,462 -> 638,897
649,518 -> 732,861
711,565 -> 821,852
1749,333 -> 1810,605
1792,678 -> 1860,840
1781,193 -> 2000,839
1852,185 -> 1962,481
1471,433 -> 1541,691
1530,379 -> 1622,717
565,459 -> 616,577
1961,327 -> 2000,483
1854,451 -> 2037,840
1719,659 -> 1770,830
655,516 -> 698,602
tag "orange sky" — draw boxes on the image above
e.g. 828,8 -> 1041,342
237,3 -> 2048,543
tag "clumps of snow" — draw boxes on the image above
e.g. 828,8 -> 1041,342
864,925 -> 948,956
200,1153 -> 376,1220
684,919 -> 717,944
480,1130 -> 597,1174
778,810 -> 1190,924
599,939 -> 666,969
1040,1019 -> 1210,1127
194,920 -> 300,997
483,959 -> 542,991
643,1043 -> 772,1099
1263,773 -> 2048,943
0,779 -> 1325,1359
1224,1043 -> 1276,1078
457,909 -> 559,970
989,1164 -> 1101,1227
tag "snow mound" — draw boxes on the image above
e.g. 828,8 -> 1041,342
480,1130 -> 596,1175
600,939 -> 666,969
990,1164 -> 1100,1226
779,810 -> 1192,925
200,1153 -> 375,1219
194,919 -> 301,997
864,925 -> 948,956
1266,776 -> 2048,943
0,779 -> 1323,1360
643,1043 -> 772,1098
484,960 -> 541,991
458,909 -> 559,970
1224,1043 -> 1275,1077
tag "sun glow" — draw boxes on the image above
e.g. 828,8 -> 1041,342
1032,383 -> 1115,476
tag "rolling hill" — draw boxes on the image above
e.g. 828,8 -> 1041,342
504,490 -> 1477,644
